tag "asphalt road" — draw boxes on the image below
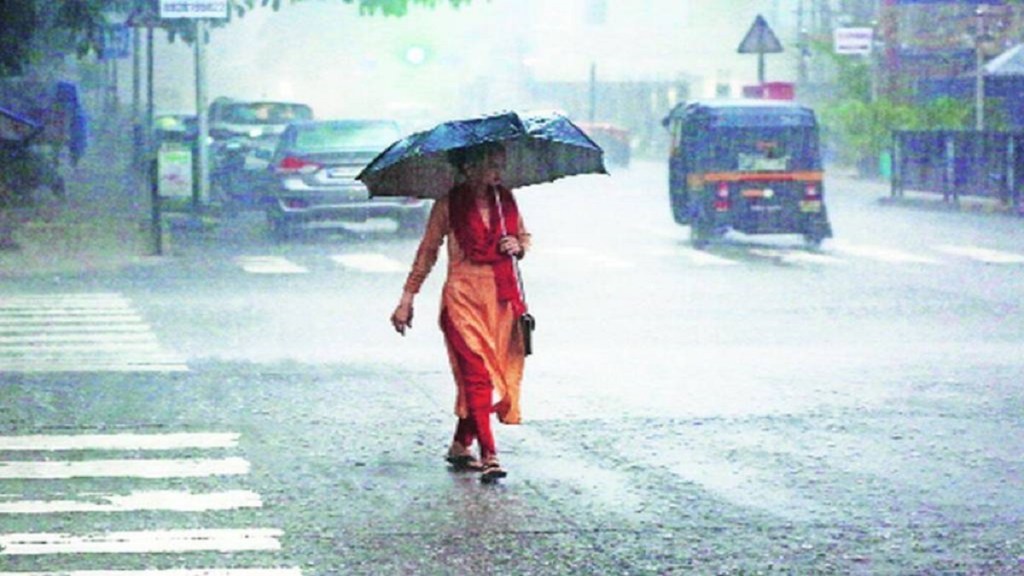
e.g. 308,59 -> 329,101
1,161 -> 1023,574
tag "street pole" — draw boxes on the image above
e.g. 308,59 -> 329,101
589,62 -> 596,123
194,19 -> 210,215
147,25 -> 161,256
132,28 -> 142,168
975,7 -> 986,131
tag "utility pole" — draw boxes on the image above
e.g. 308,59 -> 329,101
194,19 -> 210,215
975,6 -> 987,131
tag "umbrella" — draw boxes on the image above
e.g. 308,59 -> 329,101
356,110 -> 607,198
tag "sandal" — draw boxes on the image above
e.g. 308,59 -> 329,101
480,457 -> 507,483
445,443 -> 482,471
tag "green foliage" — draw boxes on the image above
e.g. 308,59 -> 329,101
0,145 -> 46,208
818,97 -> 972,170
0,0 -> 37,76
1,0 -> 476,76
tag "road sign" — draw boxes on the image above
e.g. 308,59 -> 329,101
737,15 -> 783,55
100,24 -> 131,60
160,0 -> 228,19
834,27 -> 874,55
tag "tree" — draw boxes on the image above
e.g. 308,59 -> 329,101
0,0 -> 476,77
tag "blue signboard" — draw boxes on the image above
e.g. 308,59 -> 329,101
100,24 -> 131,60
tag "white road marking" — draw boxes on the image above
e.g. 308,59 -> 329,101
0,333 -> 159,344
236,256 -> 308,274
0,361 -> 189,373
0,293 -> 129,308
330,253 -> 407,273
830,241 -> 940,264
0,571 -> 302,576
749,248 -> 845,265
935,245 -> 1024,264
0,490 -> 262,514
0,432 -> 239,451
0,324 -> 151,334
0,457 -> 250,479
0,342 -> 176,353
0,293 -> 186,373
0,528 -> 283,555
0,315 -> 144,325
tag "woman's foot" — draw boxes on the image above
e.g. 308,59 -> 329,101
480,456 -> 507,483
445,442 -> 482,471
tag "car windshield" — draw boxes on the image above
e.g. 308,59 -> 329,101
222,103 -> 312,125
701,127 -> 820,172
292,122 -> 400,152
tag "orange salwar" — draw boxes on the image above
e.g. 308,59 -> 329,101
403,194 -> 529,428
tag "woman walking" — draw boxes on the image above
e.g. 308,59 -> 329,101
390,142 -> 528,483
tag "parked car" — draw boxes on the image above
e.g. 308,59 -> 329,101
207,98 -> 314,208
263,119 -> 431,239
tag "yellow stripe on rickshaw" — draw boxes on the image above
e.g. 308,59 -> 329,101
688,171 -> 824,187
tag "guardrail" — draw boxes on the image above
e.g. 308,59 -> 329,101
892,130 -> 1023,210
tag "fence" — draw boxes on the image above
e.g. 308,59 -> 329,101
892,130 -> 1023,209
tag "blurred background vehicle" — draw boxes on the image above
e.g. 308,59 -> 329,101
263,118 -> 430,240
577,121 -> 631,168
207,98 -> 314,209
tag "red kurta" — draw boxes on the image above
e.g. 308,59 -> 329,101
403,193 -> 530,424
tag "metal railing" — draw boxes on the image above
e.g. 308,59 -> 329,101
892,130 -> 1023,209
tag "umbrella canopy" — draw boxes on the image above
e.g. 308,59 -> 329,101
356,111 -> 607,199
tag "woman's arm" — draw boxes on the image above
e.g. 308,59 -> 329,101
391,199 -> 447,335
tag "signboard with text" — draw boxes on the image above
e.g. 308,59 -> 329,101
160,0 -> 228,19
834,27 -> 874,55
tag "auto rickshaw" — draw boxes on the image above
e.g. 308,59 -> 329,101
663,100 -> 833,248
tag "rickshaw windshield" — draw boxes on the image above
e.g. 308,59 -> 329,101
698,127 -> 821,172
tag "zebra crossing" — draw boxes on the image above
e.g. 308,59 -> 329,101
0,293 -> 186,374
232,241 -> 1024,276
0,431 -> 300,575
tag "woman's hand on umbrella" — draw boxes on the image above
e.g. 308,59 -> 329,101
391,302 -> 414,336
499,235 -> 522,257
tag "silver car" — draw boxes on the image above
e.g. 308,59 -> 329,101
264,119 -> 431,240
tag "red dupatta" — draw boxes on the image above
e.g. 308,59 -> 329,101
449,183 -> 526,316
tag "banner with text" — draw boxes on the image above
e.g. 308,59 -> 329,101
160,0 -> 228,19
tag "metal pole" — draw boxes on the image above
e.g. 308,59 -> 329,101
758,52 -> 766,85
132,27 -> 142,168
147,25 -> 161,256
194,19 -> 210,214
975,8 -> 985,131
589,62 -> 597,123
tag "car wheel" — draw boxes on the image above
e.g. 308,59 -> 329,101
267,213 -> 292,242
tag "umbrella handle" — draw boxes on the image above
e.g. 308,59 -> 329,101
492,186 -> 527,305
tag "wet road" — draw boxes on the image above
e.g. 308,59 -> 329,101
2,161 -> 1023,574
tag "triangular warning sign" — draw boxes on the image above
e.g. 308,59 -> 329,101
738,15 -> 783,54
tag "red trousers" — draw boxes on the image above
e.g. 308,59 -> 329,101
441,311 -> 497,459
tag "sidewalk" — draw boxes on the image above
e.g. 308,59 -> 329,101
0,111 -> 156,281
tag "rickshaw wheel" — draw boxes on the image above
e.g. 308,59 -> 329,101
690,222 -> 712,249
803,233 -> 824,250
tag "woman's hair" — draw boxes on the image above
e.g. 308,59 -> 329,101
447,142 -> 506,174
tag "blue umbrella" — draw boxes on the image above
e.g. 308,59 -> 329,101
356,110 -> 607,198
